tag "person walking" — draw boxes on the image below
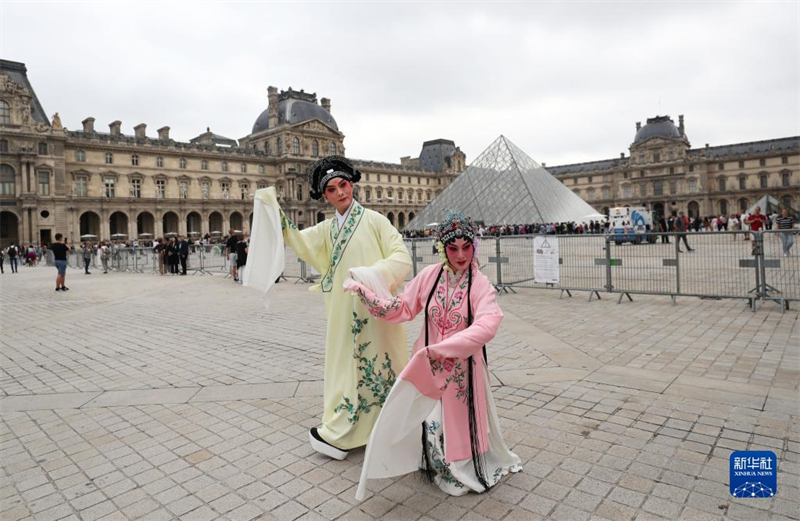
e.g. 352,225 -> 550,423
0,247 -> 4,274
51,234 -> 69,291
82,242 -> 93,274
7,243 -> 18,273
776,209 -> 796,256
675,211 -> 694,252
235,233 -> 248,284
226,230 -> 239,282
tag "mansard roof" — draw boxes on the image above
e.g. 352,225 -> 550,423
0,59 -> 49,125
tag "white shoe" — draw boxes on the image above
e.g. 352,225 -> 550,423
309,428 -> 349,460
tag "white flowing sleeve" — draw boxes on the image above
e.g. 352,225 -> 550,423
243,187 -> 285,309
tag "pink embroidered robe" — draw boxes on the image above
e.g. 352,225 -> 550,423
353,262 -> 522,498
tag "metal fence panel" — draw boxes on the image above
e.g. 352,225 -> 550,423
762,229 -> 800,302
499,234 -> 608,291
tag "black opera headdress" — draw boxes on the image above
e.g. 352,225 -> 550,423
307,155 -> 362,201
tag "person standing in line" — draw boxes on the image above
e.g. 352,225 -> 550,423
82,242 -> 93,274
178,235 -> 189,275
7,243 -> 18,273
155,239 -> 166,275
659,216 -> 670,244
776,209 -> 796,257
675,211 -> 694,252
167,237 -> 179,275
51,234 -> 69,291
226,229 -> 239,282
235,233 -> 248,284
0,247 -> 5,274
99,242 -> 110,274
744,206 -> 768,239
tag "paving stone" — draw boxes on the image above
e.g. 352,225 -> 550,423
2,269 -> 797,521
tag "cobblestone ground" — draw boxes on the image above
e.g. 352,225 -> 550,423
1,266 -> 798,521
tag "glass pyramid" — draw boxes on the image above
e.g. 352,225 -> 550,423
407,135 -> 601,228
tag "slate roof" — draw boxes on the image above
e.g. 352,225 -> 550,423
0,59 -> 49,125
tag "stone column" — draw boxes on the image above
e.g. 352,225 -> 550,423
155,211 -> 164,238
201,213 -> 209,237
101,210 -> 110,241
178,212 -> 187,236
129,211 -> 137,240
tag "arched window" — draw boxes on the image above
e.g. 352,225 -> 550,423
221,161 -> 228,172
387,188 -> 393,200
131,154 -> 138,166
312,140 -> 319,157
376,188 -> 383,201
365,188 -> 372,202
0,164 -> 15,195
179,157 -> 187,169
330,142 -> 337,155
738,198 -> 749,212
201,159 -> 208,170
277,138 -> 282,154
293,137 -> 300,155
0,100 -> 10,125
105,152 -> 113,164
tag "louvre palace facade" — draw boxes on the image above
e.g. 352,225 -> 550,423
0,60 -> 465,246
546,115 -> 798,220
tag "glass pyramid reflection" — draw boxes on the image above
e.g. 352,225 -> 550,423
407,135 -> 601,228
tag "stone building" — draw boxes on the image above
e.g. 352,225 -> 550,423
0,60 -> 465,246
547,115 -> 799,220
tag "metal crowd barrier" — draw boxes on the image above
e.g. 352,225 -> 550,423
40,230 -> 797,312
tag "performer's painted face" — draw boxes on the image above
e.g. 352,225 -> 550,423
323,178 -> 354,214
445,238 -> 473,271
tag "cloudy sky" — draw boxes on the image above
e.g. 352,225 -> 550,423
2,1 -> 798,166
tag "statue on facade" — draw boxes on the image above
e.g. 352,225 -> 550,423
52,112 -> 63,130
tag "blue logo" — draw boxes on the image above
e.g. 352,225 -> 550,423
730,451 -> 777,498
631,211 -> 646,227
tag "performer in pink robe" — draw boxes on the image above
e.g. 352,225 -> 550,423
346,212 -> 521,498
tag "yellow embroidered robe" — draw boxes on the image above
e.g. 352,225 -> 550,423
281,200 -> 411,450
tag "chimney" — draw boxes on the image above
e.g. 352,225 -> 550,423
620,152 -> 625,158
82,117 -> 95,133
134,123 -> 147,139
267,86 -> 279,129
321,97 -> 331,113
635,122 -> 641,131
678,114 -> 685,136
109,120 -> 122,137
157,126 -> 170,140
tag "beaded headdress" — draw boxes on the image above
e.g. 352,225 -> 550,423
435,211 -> 476,245
307,155 -> 362,201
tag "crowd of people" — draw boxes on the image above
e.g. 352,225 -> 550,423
403,220 -> 609,238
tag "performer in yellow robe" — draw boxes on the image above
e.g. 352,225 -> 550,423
245,156 -> 411,460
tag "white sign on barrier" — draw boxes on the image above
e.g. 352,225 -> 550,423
534,236 -> 559,284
